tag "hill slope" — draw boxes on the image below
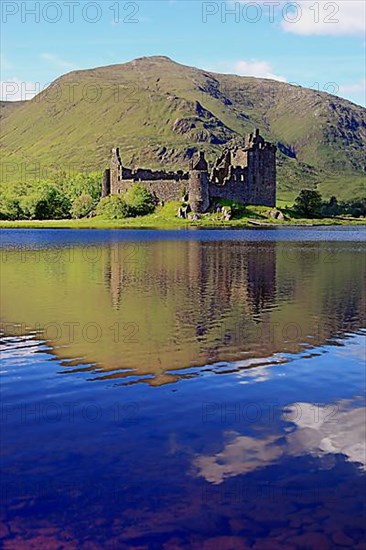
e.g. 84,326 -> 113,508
1,56 -> 365,200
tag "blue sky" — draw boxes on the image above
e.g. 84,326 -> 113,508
1,0 -> 365,105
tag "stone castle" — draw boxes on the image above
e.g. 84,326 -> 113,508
102,129 -> 276,212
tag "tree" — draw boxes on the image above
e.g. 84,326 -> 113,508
19,193 -> 41,219
71,194 -> 95,219
124,184 -> 156,216
0,195 -> 23,220
33,187 -> 71,219
18,187 -> 71,220
53,171 -> 102,203
338,197 -> 366,218
96,195 -> 132,219
321,196 -> 339,218
294,189 -> 323,218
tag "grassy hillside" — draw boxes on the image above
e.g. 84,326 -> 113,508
1,56 -> 365,200
0,100 -> 26,119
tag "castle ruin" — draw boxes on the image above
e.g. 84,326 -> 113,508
102,129 -> 276,212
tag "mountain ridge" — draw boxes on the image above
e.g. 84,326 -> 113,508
1,55 -> 365,200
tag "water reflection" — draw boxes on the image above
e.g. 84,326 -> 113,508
1,230 -> 365,548
1,330 -> 365,548
194,400 -> 366,485
1,237 -> 365,384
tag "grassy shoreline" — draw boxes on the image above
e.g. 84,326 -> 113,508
1,202 -> 365,229
1,217 -> 365,230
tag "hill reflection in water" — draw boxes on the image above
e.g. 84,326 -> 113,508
1,229 -> 365,548
1,236 -> 365,385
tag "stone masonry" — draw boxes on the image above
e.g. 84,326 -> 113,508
102,129 -> 276,212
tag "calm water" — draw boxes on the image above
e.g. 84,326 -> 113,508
1,227 -> 365,549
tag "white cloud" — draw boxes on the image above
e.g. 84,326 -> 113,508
334,78 -> 366,106
209,59 -> 287,82
281,0 -> 366,36
233,60 -> 287,82
339,78 -> 366,96
234,0 -> 365,36
40,53 -> 76,70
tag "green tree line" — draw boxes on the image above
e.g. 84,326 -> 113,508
0,175 -> 365,221
293,190 -> 366,219
0,173 -> 156,220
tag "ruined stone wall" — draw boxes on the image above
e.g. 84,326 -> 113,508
207,138 -> 276,207
111,178 -> 187,203
132,168 -> 186,181
106,129 -> 276,209
209,167 -> 249,204
209,145 -> 276,207
108,147 -> 188,202
110,148 -> 122,187
245,145 -> 276,206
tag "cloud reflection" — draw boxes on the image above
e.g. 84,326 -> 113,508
194,401 -> 366,484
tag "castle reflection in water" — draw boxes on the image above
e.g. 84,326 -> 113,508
100,238 -> 365,383
1,236 -> 365,385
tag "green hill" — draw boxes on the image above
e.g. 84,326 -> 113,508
1,56 -> 365,200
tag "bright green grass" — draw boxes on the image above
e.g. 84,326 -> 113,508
276,196 -> 294,208
1,202 -> 364,229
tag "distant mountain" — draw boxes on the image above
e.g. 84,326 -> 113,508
1,56 -> 365,200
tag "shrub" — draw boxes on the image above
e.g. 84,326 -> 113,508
31,187 -> 71,219
294,189 -> 322,218
1,174 -> 101,220
96,195 -> 132,219
57,172 -> 102,202
319,196 -> 366,218
19,193 -> 40,219
320,196 -> 339,218
0,195 -> 23,220
71,194 -> 95,219
124,184 -> 156,216
338,197 -> 366,218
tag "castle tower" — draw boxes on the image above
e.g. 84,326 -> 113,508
110,147 -> 123,194
188,152 -> 210,213
245,131 -> 276,206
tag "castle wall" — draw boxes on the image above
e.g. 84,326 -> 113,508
208,145 -> 276,207
246,146 -> 276,206
110,148 -> 122,187
109,146 -> 188,203
111,178 -> 187,203
106,129 -> 276,210
209,172 -> 249,204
